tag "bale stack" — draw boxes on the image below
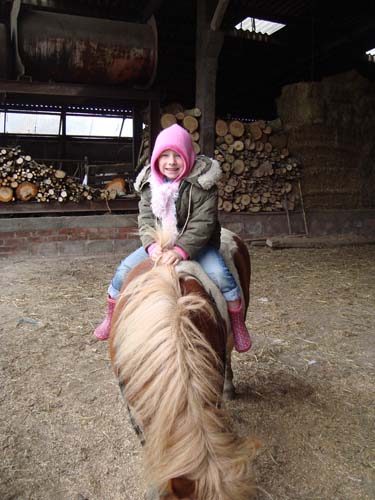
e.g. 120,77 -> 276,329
214,118 -> 301,212
0,147 -> 116,203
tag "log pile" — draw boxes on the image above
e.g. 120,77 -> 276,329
215,118 -> 301,212
136,103 -> 202,172
161,102 -> 202,154
0,147 -> 118,203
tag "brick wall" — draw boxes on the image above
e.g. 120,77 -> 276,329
0,214 -> 140,257
1,209 -> 374,258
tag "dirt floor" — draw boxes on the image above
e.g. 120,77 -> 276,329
1,243 -> 374,500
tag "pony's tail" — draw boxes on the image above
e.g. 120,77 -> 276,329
111,265 -> 257,500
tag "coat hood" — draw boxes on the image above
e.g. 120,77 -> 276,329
150,124 -> 196,184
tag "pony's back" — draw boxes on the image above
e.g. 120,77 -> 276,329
110,263 -> 256,500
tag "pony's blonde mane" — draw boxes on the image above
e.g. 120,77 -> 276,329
111,227 -> 256,500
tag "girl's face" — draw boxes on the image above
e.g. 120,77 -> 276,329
158,149 -> 184,180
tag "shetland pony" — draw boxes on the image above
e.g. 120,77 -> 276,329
109,229 -> 257,500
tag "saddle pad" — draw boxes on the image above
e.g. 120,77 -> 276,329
176,228 -> 244,330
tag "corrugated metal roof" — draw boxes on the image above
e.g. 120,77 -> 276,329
235,17 -> 286,35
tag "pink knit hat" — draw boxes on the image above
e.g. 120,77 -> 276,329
150,124 -> 196,184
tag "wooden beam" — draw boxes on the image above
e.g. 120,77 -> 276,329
0,80 -> 159,102
196,0 -> 224,157
210,0 -> 230,31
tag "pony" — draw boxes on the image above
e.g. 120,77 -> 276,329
109,228 -> 258,500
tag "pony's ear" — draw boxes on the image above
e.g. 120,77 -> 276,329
169,477 -> 195,498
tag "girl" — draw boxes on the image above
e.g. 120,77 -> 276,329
94,123 -> 251,352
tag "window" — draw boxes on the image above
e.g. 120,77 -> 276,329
0,107 -> 134,138
66,115 -> 123,137
2,111 -> 61,135
235,17 -> 285,36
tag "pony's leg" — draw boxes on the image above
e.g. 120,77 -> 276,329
223,341 -> 236,400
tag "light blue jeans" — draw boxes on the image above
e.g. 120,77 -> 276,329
108,245 -> 240,301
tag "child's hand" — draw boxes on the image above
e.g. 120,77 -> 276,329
160,249 -> 182,266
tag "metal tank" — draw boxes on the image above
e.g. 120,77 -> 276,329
17,10 -> 157,86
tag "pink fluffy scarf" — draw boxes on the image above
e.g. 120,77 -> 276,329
149,124 -> 196,244
150,175 -> 180,243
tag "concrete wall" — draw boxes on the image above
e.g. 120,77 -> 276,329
1,209 -> 375,257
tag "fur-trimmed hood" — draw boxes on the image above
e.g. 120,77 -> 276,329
134,155 -> 222,193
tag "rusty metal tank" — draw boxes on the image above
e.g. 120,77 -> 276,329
17,10 -> 157,86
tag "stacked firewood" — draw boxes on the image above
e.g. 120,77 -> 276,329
136,103 -> 202,172
0,147 -> 113,203
215,118 -> 301,212
161,102 -> 201,154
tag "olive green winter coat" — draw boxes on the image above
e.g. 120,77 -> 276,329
134,155 -> 222,259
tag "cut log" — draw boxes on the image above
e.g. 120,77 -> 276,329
184,107 -> 202,117
232,159 -> 245,175
162,102 -> 184,115
183,115 -> 199,133
223,200 -> 233,212
54,169 -> 66,179
0,186 -> 13,202
253,161 -> 274,177
229,120 -> 245,137
228,177 -> 238,187
161,113 -> 177,129
16,182 -> 38,201
224,185 -> 235,194
175,111 -> 185,121
215,119 -> 228,137
263,125 -> 272,134
192,142 -> 201,154
264,142 -> 273,153
249,122 -> 263,140
224,134 -> 234,145
233,140 -> 244,151
241,194 -> 251,205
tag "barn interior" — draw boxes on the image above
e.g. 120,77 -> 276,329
1,0 -> 375,255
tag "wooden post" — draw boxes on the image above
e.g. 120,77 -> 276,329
195,0 -> 224,157
149,96 -> 160,159
132,105 -> 143,169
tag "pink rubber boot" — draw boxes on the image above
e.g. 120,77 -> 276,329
228,303 -> 252,353
93,296 -> 116,341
